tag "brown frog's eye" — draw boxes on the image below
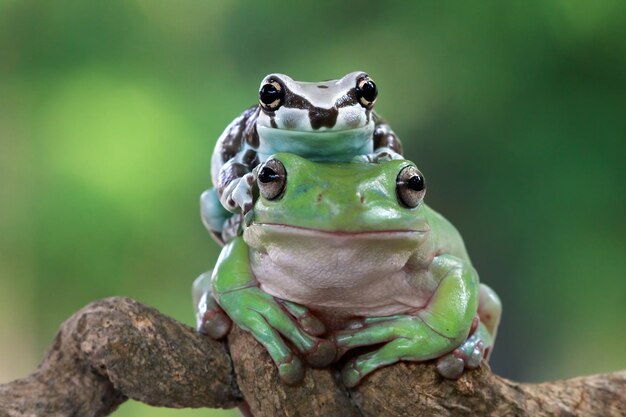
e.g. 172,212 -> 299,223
396,165 -> 426,208
257,158 -> 286,200
259,78 -> 285,112
356,75 -> 378,108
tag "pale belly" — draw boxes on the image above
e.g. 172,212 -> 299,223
244,225 -> 439,319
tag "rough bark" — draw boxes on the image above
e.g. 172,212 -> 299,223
0,297 -> 241,417
1,297 -> 624,417
228,327 -> 361,417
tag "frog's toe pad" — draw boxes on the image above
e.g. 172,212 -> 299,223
198,310 -> 232,340
437,354 -> 465,379
466,342 -> 484,369
304,339 -> 336,368
298,315 -> 326,337
277,354 -> 304,385
437,338 -> 485,379
341,360 -> 363,388
455,338 -> 485,369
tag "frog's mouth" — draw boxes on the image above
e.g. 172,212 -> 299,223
244,223 -> 429,247
256,124 -> 375,162
253,223 -> 428,235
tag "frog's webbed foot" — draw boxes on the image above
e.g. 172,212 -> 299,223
436,331 -> 485,379
227,173 -> 256,215
334,255 -> 480,387
340,336 -> 425,388
218,288 -> 336,384
332,315 -> 455,388
192,271 -> 232,339
352,148 -> 403,163
198,293 -> 232,339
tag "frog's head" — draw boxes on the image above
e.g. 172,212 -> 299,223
254,72 -> 378,161
244,153 -> 430,251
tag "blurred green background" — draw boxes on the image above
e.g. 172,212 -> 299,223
1,1 -> 625,416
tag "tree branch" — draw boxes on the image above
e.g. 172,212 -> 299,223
1,297 -> 624,417
0,297 -> 241,417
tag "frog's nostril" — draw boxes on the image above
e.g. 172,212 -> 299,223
317,193 -> 323,202
358,193 -> 365,204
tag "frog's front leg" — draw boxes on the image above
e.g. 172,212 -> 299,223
354,118 -> 404,163
333,254 -> 478,387
212,237 -> 336,384
354,148 -> 403,163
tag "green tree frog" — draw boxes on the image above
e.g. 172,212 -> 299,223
193,153 -> 502,387
201,72 -> 403,243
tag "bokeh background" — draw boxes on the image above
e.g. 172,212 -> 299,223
1,1 -> 625,416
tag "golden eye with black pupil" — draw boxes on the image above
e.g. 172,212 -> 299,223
259,79 -> 284,111
356,75 -> 378,108
257,159 -> 286,200
396,165 -> 426,208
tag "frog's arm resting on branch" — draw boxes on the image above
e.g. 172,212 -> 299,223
0,297 -> 624,417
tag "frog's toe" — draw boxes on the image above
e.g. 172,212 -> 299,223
437,354 -> 465,379
466,340 -> 484,369
277,354 -> 305,385
351,154 -> 372,163
341,360 -> 363,388
298,315 -> 326,337
373,151 -> 394,162
231,179 -> 255,214
198,309 -> 232,339
368,149 -> 403,163
303,339 -> 336,368
278,300 -> 327,336
436,338 -> 485,379
454,334 -> 485,369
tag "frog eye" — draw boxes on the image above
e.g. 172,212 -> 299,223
396,165 -> 426,208
257,158 -> 286,200
259,79 -> 285,112
356,75 -> 378,108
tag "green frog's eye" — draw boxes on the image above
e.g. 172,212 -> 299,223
356,75 -> 378,108
257,158 -> 286,200
396,165 -> 426,208
259,79 -> 285,112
